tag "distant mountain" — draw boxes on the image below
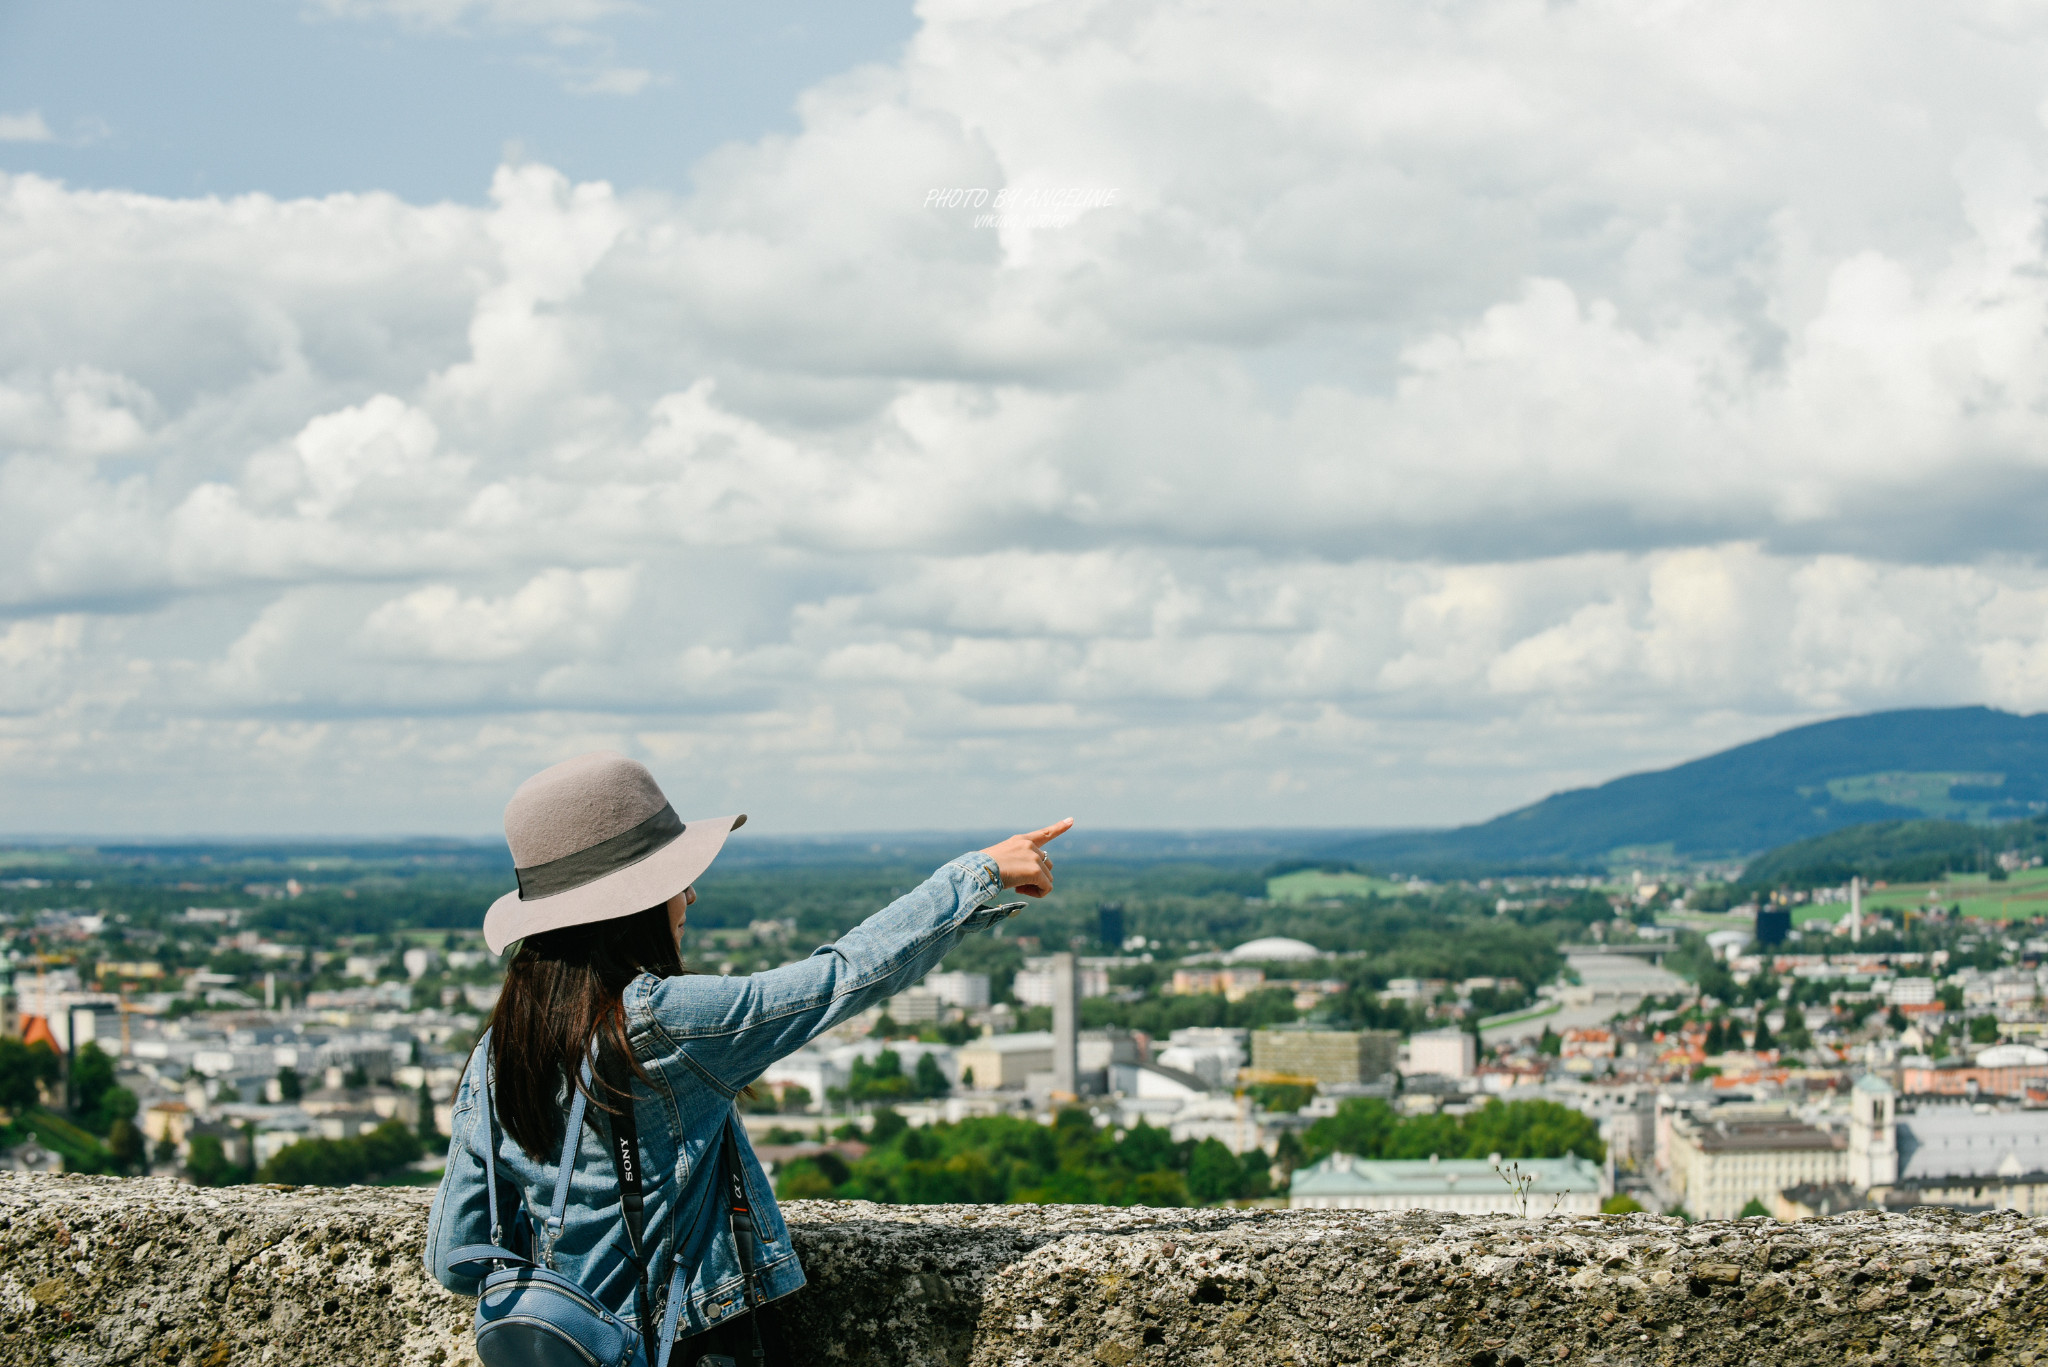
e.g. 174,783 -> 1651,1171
1330,706 -> 2048,872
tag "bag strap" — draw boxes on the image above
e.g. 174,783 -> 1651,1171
543,1058 -> 593,1269
475,1028 -> 521,1266
473,1026 -> 593,1274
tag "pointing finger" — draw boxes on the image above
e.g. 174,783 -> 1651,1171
1026,818 -> 1075,847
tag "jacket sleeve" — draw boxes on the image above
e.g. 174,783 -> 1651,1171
422,1053 -> 530,1296
639,852 -> 1018,1095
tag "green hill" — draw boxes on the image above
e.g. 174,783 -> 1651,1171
1332,706 -> 2048,872
1740,815 -> 2048,890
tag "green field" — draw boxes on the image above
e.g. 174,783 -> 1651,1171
1794,866 -> 2048,923
1822,770 -> 2006,822
1265,869 -> 1409,902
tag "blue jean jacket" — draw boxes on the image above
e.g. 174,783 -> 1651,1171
424,852 -> 1017,1337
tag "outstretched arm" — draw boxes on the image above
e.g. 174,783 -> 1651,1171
641,819 -> 1072,1093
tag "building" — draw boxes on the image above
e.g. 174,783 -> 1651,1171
1666,1114 -> 1846,1221
1887,977 -> 1937,1006
1847,1074 -> 1897,1187
1168,1094 -> 1268,1155
1901,1047 -> 2048,1100
1289,1153 -> 1608,1215
1560,1028 -> 1616,1060
1250,1029 -> 1398,1087
1852,1077 -> 2048,1215
1224,937 -> 1321,964
1169,968 -> 1268,1001
924,971 -> 991,1010
1405,1030 -> 1476,1079
956,1032 -> 1056,1090
1013,958 -> 1108,1007
1155,1028 -> 1247,1090
888,987 -> 944,1023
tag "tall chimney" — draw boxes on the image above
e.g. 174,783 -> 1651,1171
1849,876 -> 1862,944
1052,952 -> 1078,1102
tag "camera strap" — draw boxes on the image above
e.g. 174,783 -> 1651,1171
600,1051 -> 656,1349
718,1115 -> 769,1367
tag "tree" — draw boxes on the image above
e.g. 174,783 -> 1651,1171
1600,1194 -> 1645,1214
416,1080 -> 439,1143
1779,1005 -> 1812,1052
258,1119 -> 423,1186
93,1085 -> 138,1137
107,1117 -> 147,1175
1970,1015 -> 2001,1045
868,1107 -> 909,1144
1738,1198 -> 1772,1218
342,1062 -> 371,1089
779,1083 -> 813,1114
0,1038 -> 61,1113
186,1133 -> 237,1187
1248,1082 -> 1316,1114
1703,1018 -> 1728,1054
70,1042 -> 116,1128
1186,1139 -> 1243,1204
848,1051 -> 913,1103
1750,1016 -> 1775,1052
1537,1026 -> 1561,1057
277,1066 -> 303,1102
1887,1006 -> 1908,1034
775,1160 -> 837,1200
912,1053 -> 950,1100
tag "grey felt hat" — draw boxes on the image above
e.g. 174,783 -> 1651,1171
483,750 -> 745,954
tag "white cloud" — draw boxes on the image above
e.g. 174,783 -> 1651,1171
0,112 -> 54,144
7,0 -> 2048,832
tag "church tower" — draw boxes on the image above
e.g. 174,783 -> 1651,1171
1848,1073 -> 1897,1188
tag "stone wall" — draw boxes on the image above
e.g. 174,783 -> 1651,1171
2,1173 -> 2045,1366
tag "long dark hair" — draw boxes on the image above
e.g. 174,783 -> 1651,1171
486,902 -> 687,1159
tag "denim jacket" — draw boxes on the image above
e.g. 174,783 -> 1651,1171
424,852 -> 1017,1337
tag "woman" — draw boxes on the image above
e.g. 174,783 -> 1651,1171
424,749 -> 1067,1365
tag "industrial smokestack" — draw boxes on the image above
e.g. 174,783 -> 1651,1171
1052,951 -> 1078,1101
1849,876 -> 1861,944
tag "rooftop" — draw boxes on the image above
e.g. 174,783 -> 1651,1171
1686,1119 -> 1843,1154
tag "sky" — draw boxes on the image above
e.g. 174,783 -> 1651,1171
5,0 -> 2048,838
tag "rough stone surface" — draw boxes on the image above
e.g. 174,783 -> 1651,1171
3,1173 -> 2047,1365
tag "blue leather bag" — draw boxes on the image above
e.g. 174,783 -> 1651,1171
444,1033 -> 672,1367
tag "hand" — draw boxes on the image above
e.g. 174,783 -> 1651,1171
980,819 -> 1073,899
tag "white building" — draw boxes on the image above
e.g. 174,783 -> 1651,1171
1168,1094 -> 1269,1155
1224,937 -> 1322,964
1289,1153 -> 1607,1215
1667,1114 -> 1846,1221
924,971 -> 991,1009
1406,1029 -> 1477,1079
888,987 -> 944,1023
1013,959 -> 1108,1007
1847,1074 -> 1898,1187
1850,1077 -> 2048,1214
1886,977 -> 1937,1006
1155,1027 -> 1246,1090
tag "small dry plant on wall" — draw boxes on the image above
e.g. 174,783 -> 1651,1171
1492,1160 -> 1564,1217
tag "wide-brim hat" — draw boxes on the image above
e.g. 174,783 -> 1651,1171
483,750 -> 745,955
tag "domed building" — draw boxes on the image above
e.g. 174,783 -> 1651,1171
1223,936 -> 1322,963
